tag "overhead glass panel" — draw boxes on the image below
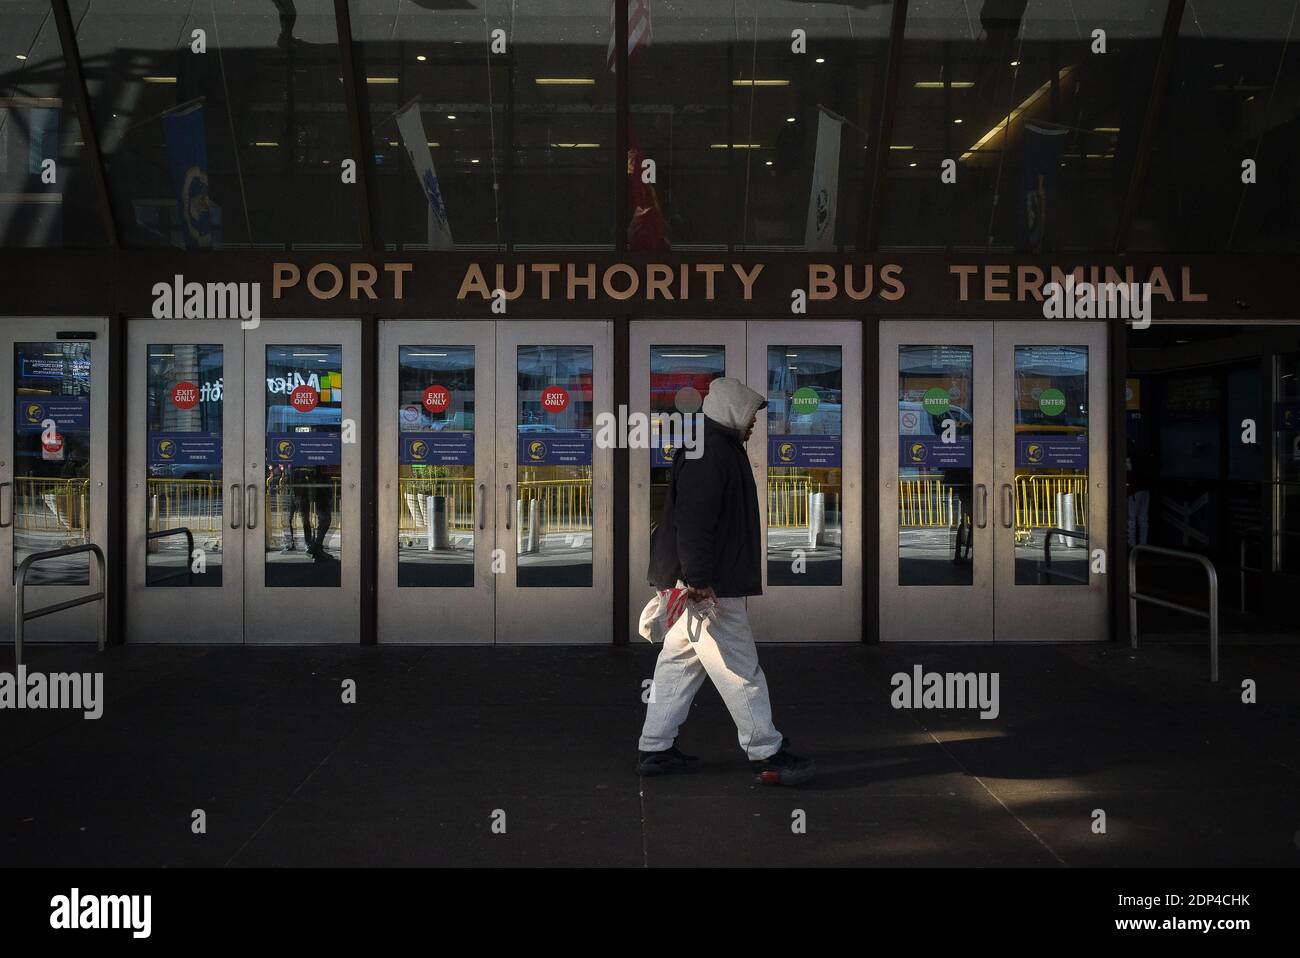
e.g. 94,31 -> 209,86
71,0 -> 359,249
881,0 -> 1162,250
0,1 -> 105,247
628,1 -> 891,251
1136,1 -> 1300,252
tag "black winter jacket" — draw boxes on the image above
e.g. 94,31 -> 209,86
647,416 -> 762,597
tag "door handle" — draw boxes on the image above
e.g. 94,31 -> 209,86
246,483 -> 259,530
1000,483 -> 1014,529
505,483 -> 512,530
974,483 -> 988,529
477,482 -> 486,531
229,483 -> 242,528
0,481 -> 10,528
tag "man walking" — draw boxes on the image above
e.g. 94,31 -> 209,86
638,378 -> 815,786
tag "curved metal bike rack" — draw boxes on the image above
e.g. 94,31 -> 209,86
1128,544 -> 1219,683
13,543 -> 106,667
146,526 -> 195,586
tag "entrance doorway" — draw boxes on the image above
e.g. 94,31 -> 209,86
377,321 -> 613,644
878,321 -> 1109,642
628,320 -> 863,644
125,320 -> 362,643
0,318 -> 109,646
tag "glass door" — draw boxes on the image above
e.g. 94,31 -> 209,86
0,318 -> 109,647
993,322 -> 1108,641
494,323 -> 613,645
127,320 -> 245,643
378,321 -> 496,644
878,322 -> 995,642
627,321 -> 745,639
746,321 -> 863,643
243,321 -> 362,643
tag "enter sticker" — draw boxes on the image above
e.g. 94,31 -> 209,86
1039,387 -> 1066,417
921,387 -> 950,416
290,384 -> 319,412
171,381 -> 200,410
541,385 -> 569,414
790,386 -> 820,416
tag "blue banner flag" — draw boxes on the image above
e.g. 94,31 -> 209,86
161,102 -> 213,249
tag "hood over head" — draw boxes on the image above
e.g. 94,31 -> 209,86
701,377 -> 767,432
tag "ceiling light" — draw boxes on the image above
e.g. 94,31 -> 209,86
889,145 -> 913,150
961,65 -> 1072,161
815,58 -> 825,64
253,141 -> 279,147
1010,59 -> 1020,67
366,77 -> 399,84
710,143 -> 761,148
786,116 -> 795,122
909,162 -> 918,167
416,55 -> 427,62
470,158 -> 480,164
731,79 -> 789,87
954,118 -> 963,124
446,114 -> 456,120
1094,126 -> 1120,133
765,160 -> 773,166
535,77 -> 595,85
15,54 -> 28,61
915,80 -> 975,89
550,142 -> 601,148
142,76 -> 177,83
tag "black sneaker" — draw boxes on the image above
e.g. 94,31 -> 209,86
637,744 -> 700,777
751,739 -> 815,786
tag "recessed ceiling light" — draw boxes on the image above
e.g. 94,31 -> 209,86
815,58 -> 825,64
954,118 -> 963,124
915,81 -> 975,89
731,79 -> 789,86
710,143 -> 761,149
1010,59 -> 1020,67
142,76 -> 177,83
470,158 -> 480,164
416,55 -> 427,62
366,77 -> 399,84
786,116 -> 795,123
447,114 -> 456,120
535,77 -> 595,85
765,160 -> 773,166
15,54 -> 28,61
909,162 -> 918,167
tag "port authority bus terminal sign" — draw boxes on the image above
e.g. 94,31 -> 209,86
11,249 -> 1285,320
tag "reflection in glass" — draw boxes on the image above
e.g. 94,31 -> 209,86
1274,354 -> 1300,574
12,343 -> 92,584
397,346 -> 476,587
897,345 -> 973,586
516,345 -> 593,587
1013,345 -> 1089,586
649,345 -> 725,546
265,345 -> 342,587
146,345 -> 223,586
766,345 -> 841,586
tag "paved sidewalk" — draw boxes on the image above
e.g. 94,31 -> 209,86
1,639 -> 1297,867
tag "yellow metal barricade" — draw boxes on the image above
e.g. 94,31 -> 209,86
1013,474 -> 1089,534
398,476 -> 476,533
145,478 -> 222,535
896,477 -> 961,529
766,475 -> 815,528
517,478 -> 592,531
13,477 -> 90,537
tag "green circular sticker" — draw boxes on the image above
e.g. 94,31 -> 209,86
1039,387 -> 1067,417
921,387 -> 950,416
791,386 -> 820,416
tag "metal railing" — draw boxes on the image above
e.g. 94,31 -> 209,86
1129,544 -> 1219,684
897,477 -> 961,528
13,477 -> 90,536
147,478 -> 221,535
517,478 -> 592,531
769,475 -> 817,528
13,543 -> 106,667
1015,473 -> 1089,532
1038,527 -> 1090,584
399,477 -> 476,532
146,527 -> 194,586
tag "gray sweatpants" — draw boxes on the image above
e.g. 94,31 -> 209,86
638,595 -> 784,761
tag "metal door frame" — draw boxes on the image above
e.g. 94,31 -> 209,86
746,320 -> 863,644
627,321 -> 746,640
242,320 -> 362,644
993,321 -> 1109,642
494,322 -> 613,645
377,321 -> 497,644
878,321 -> 996,643
0,317 -> 109,646
126,320 -> 246,643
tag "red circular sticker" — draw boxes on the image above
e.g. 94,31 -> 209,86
290,384 -> 319,412
541,385 -> 569,414
42,433 -> 64,454
171,381 -> 200,410
423,384 -> 451,413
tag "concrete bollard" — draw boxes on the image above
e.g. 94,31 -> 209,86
1055,492 -> 1080,548
808,492 -> 825,548
426,495 -> 450,551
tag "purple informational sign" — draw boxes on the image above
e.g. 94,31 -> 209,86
266,433 -> 341,467
517,430 -> 592,466
149,432 -> 221,466
14,396 -> 89,430
401,431 -> 474,465
1016,434 -> 1088,468
770,435 -> 842,468
898,435 -> 971,468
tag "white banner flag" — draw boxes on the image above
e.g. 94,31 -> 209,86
395,101 -> 454,250
804,107 -> 843,251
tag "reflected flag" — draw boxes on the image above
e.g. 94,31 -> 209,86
607,0 -> 653,71
161,102 -> 212,249
804,106 -> 843,251
395,100 -> 454,250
